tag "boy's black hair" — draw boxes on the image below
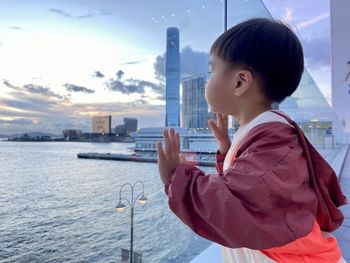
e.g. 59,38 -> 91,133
210,18 -> 304,103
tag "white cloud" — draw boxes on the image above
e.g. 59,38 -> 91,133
296,12 -> 329,30
281,7 -> 294,24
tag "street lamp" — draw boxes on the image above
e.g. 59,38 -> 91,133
115,181 -> 148,263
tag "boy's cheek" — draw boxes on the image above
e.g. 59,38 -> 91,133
205,84 -> 215,106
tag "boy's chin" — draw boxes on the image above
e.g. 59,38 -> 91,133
208,106 -> 217,113
209,107 -> 224,115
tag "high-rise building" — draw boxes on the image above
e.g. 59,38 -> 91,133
62,129 -> 82,141
182,75 -> 212,129
165,27 -> 180,127
123,117 -> 138,133
115,124 -> 126,136
92,115 -> 111,134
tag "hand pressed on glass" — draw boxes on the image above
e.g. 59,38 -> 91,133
156,128 -> 182,185
208,113 -> 231,154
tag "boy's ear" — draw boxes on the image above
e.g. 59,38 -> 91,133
233,69 -> 253,96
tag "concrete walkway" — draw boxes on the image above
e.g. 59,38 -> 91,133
335,149 -> 350,261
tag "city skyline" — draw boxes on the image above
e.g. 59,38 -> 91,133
0,0 -> 332,134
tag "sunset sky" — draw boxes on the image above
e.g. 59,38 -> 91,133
0,0 -> 331,134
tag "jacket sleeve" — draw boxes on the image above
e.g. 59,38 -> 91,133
215,150 -> 226,175
163,141 -> 317,250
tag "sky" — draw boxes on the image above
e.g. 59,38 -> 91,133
0,0 -> 331,134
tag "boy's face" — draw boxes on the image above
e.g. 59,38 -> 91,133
205,55 -> 238,115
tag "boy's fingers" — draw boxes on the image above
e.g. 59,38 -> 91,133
217,113 -> 223,127
156,141 -> 165,161
169,128 -> 176,146
169,128 -> 178,157
163,129 -> 172,157
217,113 -> 228,128
219,113 -> 228,126
222,114 -> 228,124
175,132 -> 180,154
208,119 -> 217,128
208,119 -> 219,134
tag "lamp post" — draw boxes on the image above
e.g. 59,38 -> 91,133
115,181 -> 148,263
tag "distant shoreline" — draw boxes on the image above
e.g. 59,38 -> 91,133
0,139 -> 133,143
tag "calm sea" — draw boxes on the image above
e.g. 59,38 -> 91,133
0,141 -> 214,263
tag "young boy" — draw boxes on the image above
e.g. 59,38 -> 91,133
156,18 -> 348,262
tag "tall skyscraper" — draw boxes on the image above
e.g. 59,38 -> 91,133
165,27 -> 180,127
182,75 -> 212,129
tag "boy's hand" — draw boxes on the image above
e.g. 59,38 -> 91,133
208,113 -> 231,154
156,128 -> 181,185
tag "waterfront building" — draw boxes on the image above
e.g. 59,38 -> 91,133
182,75 -> 212,129
92,115 -> 112,134
165,27 -> 180,127
132,127 -> 227,153
115,124 -> 127,136
123,117 -> 138,133
63,129 -> 83,141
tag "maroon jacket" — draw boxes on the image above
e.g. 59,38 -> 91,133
164,114 -> 347,250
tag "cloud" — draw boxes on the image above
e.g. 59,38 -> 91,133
64,83 -> 95,94
154,46 -> 209,80
49,8 -> 72,18
3,80 -> 66,100
130,99 -> 149,105
116,70 -> 124,80
128,79 -> 164,93
23,84 -> 64,99
93,71 -> 105,78
0,92 -> 165,134
280,7 -> 294,25
1,94 -> 65,113
106,79 -> 145,94
1,76 -> 165,134
180,47 -> 209,77
105,75 -> 164,96
154,55 -> 165,81
2,79 -> 20,89
156,94 -> 166,101
49,8 -> 111,19
10,26 -> 25,31
106,70 -> 164,96
76,14 -> 94,19
296,12 -> 329,30
0,91 -> 76,133
0,118 -> 37,125
2,80 -> 70,109
121,59 -> 148,65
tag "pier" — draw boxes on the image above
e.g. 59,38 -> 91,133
77,152 -> 216,167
